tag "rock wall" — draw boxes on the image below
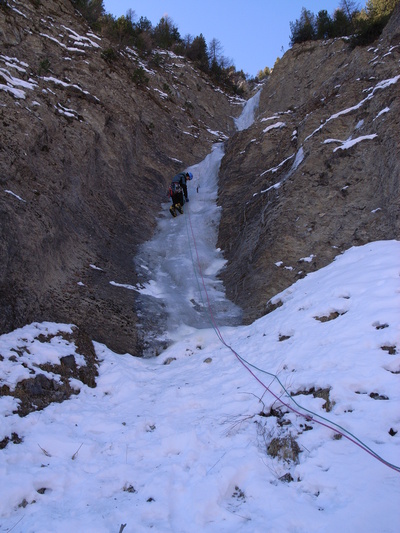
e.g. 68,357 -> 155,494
2,0 -> 399,354
218,6 -> 400,323
0,0 -> 242,354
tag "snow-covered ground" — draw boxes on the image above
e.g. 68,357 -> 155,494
0,239 -> 399,532
1,84 -> 399,533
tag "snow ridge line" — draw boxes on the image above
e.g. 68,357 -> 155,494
185,204 -> 400,474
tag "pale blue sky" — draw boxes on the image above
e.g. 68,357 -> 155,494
102,1 -> 366,77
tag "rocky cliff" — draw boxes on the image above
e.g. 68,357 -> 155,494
1,0 -> 399,356
218,4 -> 400,323
0,0 -> 242,355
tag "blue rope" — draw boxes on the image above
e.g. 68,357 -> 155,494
184,203 -> 400,474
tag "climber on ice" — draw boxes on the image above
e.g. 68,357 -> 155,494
168,171 -> 193,217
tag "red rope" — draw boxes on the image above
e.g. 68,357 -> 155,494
186,207 -> 400,474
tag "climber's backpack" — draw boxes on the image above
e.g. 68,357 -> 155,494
169,182 -> 182,197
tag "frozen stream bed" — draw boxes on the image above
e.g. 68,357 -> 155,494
134,91 -> 260,356
134,143 -> 242,356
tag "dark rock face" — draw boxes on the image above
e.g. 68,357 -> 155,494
0,0 -> 241,355
2,0 -> 399,355
0,325 -> 98,416
218,6 -> 400,323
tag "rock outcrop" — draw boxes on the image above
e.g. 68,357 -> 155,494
0,0 -> 242,354
218,5 -> 400,323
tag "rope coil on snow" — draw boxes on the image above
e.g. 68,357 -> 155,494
184,203 -> 400,474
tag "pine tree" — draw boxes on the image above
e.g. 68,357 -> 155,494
72,0 -> 105,28
153,16 -> 181,50
332,8 -> 352,37
187,34 -> 209,72
365,0 -> 398,18
289,8 -> 316,45
208,38 -> 223,66
352,0 -> 397,45
316,10 -> 333,39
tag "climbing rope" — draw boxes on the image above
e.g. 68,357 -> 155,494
184,202 -> 400,474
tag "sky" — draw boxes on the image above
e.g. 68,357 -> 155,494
102,0 -> 367,77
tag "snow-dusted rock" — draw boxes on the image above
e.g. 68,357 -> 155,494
218,6 -> 400,323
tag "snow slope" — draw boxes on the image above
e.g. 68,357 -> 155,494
0,242 -> 399,533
